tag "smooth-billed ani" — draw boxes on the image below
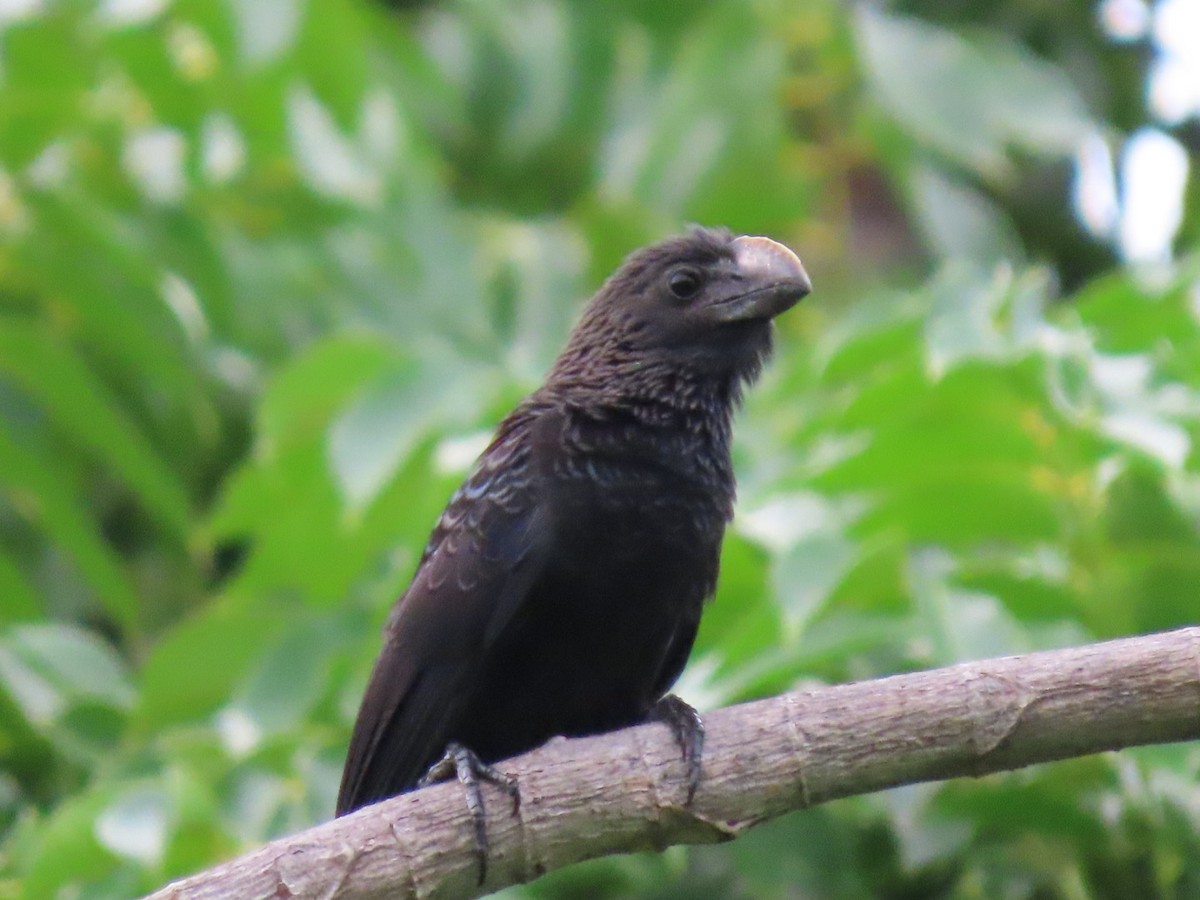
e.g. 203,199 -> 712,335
337,228 -> 810,837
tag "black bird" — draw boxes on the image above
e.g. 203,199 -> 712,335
337,228 -> 810,853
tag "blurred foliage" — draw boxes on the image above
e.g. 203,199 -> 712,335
0,0 -> 1198,898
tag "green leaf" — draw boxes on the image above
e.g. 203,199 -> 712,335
1104,462 -> 1195,544
856,8 -> 1092,177
0,623 -> 133,731
693,532 -> 775,676
906,548 -> 1031,664
225,615 -> 343,742
16,194 -> 199,399
135,599 -> 283,730
864,472 -> 1062,545
910,165 -> 1022,265
476,218 -> 589,376
0,430 -> 140,632
0,12 -> 94,167
597,1 -> 795,219
328,354 -> 492,510
875,784 -> 971,870
95,784 -> 172,867
13,787 -> 121,900
0,548 -> 41,622
772,532 -> 857,639
1073,261 -> 1200,380
254,334 -> 397,454
0,322 -> 192,538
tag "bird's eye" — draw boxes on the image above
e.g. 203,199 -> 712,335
667,268 -> 702,301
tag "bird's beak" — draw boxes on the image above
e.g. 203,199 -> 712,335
708,235 -> 812,322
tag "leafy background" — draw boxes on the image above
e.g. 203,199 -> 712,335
1,0 -> 1199,897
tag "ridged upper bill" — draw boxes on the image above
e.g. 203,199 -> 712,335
710,235 -> 811,322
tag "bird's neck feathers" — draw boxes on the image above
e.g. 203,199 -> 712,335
544,341 -> 755,438
543,310 -> 772,423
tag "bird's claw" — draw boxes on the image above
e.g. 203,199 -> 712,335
419,742 -> 519,885
649,694 -> 704,804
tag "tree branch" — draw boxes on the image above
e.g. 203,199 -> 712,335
145,627 -> 1200,900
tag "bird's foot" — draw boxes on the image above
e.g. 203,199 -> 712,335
419,742 -> 520,885
648,694 -> 704,804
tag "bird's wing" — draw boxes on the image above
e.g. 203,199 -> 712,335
336,413 -> 552,814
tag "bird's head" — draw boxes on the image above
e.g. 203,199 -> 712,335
554,227 -> 811,385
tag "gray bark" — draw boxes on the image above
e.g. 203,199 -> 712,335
144,626 -> 1200,900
